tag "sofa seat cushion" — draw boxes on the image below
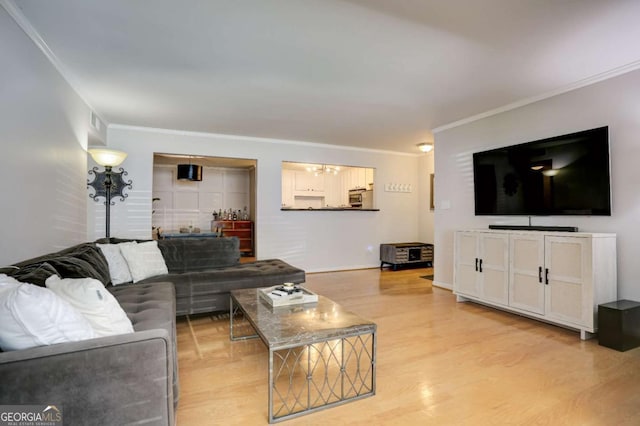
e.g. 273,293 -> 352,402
107,281 -> 179,405
139,259 -> 306,315
108,282 -> 175,333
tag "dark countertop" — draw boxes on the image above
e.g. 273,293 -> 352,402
281,207 -> 379,211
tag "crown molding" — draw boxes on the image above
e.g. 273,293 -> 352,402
1,0 -> 108,127
433,59 -> 640,134
108,124 -> 420,157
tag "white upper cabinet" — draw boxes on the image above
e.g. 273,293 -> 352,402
294,171 -> 325,192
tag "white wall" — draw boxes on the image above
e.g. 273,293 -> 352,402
94,125 -> 422,272
0,7 -> 90,265
418,152 -> 435,245
433,68 -> 640,299
152,165 -> 250,232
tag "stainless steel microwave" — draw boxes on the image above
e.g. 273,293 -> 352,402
349,189 -> 373,209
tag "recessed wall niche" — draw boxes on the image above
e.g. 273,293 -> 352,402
152,154 -> 256,233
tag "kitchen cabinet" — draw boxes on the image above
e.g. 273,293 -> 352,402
346,168 -> 367,189
292,171 -> 325,209
281,169 -> 295,207
454,229 -> 617,339
323,173 -> 342,207
365,168 -> 374,188
294,171 -> 324,193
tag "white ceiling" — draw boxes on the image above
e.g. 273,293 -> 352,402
7,0 -> 640,153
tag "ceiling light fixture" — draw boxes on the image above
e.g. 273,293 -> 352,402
306,164 -> 340,176
417,142 -> 434,153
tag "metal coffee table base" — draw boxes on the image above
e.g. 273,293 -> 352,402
230,297 -> 376,423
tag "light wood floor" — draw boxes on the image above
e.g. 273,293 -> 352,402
176,267 -> 640,425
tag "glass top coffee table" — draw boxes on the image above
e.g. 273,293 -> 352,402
230,288 -> 377,423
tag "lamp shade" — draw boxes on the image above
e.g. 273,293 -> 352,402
177,164 -> 203,181
88,149 -> 128,167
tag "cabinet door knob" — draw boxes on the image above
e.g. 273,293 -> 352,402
545,268 -> 549,285
479,258 -> 483,273
538,266 -> 543,283
475,258 -> 479,271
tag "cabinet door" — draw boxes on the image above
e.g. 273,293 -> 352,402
509,234 -> 545,314
356,168 -> 366,188
479,233 -> 509,306
346,168 -> 366,189
545,236 -> 589,326
454,232 -> 480,297
295,172 -> 324,192
323,173 -> 342,207
281,169 -> 295,207
311,174 -> 325,191
365,168 -> 374,188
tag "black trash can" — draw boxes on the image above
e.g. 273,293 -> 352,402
598,300 -> 640,351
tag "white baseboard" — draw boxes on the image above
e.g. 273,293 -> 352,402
433,280 -> 452,291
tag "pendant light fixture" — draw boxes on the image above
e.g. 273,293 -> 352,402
177,157 -> 203,181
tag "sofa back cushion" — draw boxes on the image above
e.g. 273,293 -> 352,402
157,237 -> 240,273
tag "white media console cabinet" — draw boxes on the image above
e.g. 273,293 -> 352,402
453,229 -> 617,340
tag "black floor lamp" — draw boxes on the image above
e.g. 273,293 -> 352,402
87,149 -> 132,238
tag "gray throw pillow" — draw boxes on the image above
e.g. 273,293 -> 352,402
47,257 -> 104,283
11,263 -> 60,287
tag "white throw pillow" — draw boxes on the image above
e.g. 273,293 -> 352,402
0,274 -> 21,300
45,275 -> 134,337
0,281 -> 95,351
119,240 -> 168,283
0,273 -> 21,287
97,242 -> 135,285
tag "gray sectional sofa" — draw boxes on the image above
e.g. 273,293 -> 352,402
0,236 -> 305,425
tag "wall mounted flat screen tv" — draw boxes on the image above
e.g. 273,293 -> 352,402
473,126 -> 611,216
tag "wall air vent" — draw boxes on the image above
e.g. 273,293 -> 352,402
90,111 -> 102,131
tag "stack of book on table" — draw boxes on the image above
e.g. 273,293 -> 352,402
259,284 -> 318,307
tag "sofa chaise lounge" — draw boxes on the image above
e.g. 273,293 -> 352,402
0,236 -> 305,425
